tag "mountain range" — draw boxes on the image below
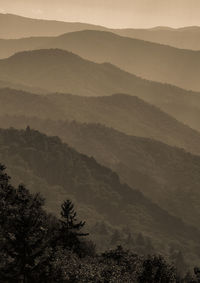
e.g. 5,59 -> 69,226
2,48 -> 200,134
1,88 -> 200,156
2,13 -> 200,51
1,30 -> 200,91
1,12 -> 200,269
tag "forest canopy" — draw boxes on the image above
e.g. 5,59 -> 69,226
2,163 -> 199,283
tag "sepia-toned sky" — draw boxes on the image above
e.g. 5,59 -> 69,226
0,0 -> 200,28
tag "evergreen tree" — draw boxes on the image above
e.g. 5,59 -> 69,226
59,200 -> 88,252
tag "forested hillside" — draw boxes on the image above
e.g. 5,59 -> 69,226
2,116 -> 200,230
0,127 -> 200,268
1,164 -> 193,282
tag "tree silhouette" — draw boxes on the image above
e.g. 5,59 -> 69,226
59,200 -> 88,251
0,164 -> 51,283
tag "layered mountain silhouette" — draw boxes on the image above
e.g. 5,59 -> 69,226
2,48 -> 200,129
1,47 -> 200,131
2,116 -> 200,230
1,126 -> 200,264
1,31 -> 200,91
1,88 -> 200,157
2,13 -> 200,51
2,11 -> 200,271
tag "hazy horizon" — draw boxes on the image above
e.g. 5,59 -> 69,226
1,0 -> 200,29
2,12 -> 200,30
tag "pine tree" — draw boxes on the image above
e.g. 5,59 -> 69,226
59,200 -> 88,252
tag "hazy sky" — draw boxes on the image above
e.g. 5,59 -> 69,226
0,0 -> 200,28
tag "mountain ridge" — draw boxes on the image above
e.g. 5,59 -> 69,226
1,88 -> 200,158
1,46 -> 200,132
1,30 -> 200,91
1,13 -> 200,51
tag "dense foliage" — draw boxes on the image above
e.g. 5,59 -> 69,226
1,164 -> 200,283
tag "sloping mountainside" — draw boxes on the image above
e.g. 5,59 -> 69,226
2,50 -> 200,133
1,32 -> 200,91
116,27 -> 200,50
0,13 -> 107,39
2,117 -> 200,230
0,127 -> 200,265
1,88 -> 200,156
